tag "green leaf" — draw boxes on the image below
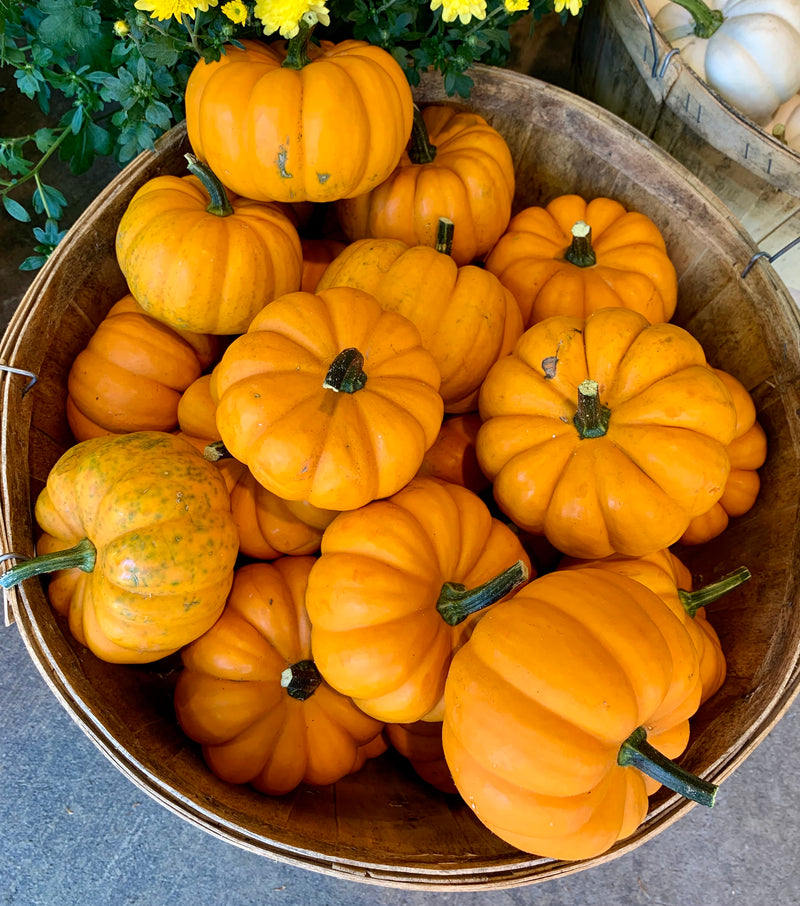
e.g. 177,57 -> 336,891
19,255 -> 48,271
33,127 -> 55,152
36,0 -> 102,53
3,194 -> 31,222
14,68 -> 41,98
32,183 -> 67,219
70,104 -> 85,134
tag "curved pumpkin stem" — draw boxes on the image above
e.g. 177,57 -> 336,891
323,348 -> 368,393
678,566 -> 751,618
0,538 -> 96,589
282,18 -> 315,70
409,105 -> 438,165
281,659 -> 323,701
573,379 -> 610,439
665,0 -> 724,39
563,221 -> 597,268
184,153 -> 234,217
618,726 -> 718,807
436,559 -> 529,626
435,217 -> 455,256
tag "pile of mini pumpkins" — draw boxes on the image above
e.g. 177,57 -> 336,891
3,29 -> 767,863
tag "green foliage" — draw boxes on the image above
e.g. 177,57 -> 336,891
0,0 -> 577,270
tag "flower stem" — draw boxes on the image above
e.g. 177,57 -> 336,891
563,221 -> 597,268
436,559 -> 529,626
678,566 -> 751,618
323,348 -> 368,394
0,538 -> 96,589
185,153 -> 233,217
664,0 -> 724,39
618,726 -> 718,807
573,379 -> 610,438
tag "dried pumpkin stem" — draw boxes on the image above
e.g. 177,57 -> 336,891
436,217 -> 455,256
665,0 -> 724,39
678,566 -> 752,618
323,348 -> 368,393
437,559 -> 529,626
203,440 -> 232,463
280,659 -> 323,701
563,221 -> 597,268
0,538 -> 96,589
618,726 -> 718,807
409,105 -> 438,164
282,18 -> 314,70
573,379 -> 610,438
184,153 -> 233,217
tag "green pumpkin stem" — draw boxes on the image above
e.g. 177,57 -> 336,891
435,217 -> 455,256
679,566 -> 752,619
0,538 -> 96,589
665,0 -> 724,39
573,379 -> 610,438
437,559 -> 529,626
618,726 -> 718,807
184,153 -> 234,217
563,221 -> 597,268
409,105 -> 438,164
282,17 -> 315,70
203,440 -> 232,463
323,348 -> 368,393
773,123 -> 788,145
280,659 -> 323,701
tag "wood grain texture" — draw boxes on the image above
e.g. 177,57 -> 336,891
0,67 -> 799,889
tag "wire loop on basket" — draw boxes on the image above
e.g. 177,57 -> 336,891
637,0 -> 680,78
741,236 -> 800,278
0,364 -> 38,396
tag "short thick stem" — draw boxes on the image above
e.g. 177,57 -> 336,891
618,726 -> 717,807
409,105 -> 438,164
203,440 -> 231,463
185,153 -> 233,217
0,538 -> 96,589
435,218 -> 455,256
665,0 -> 724,38
280,659 -> 322,701
678,566 -> 751,618
281,19 -> 314,69
563,221 -> 597,268
323,348 -> 368,394
436,559 -> 529,626
573,379 -> 610,438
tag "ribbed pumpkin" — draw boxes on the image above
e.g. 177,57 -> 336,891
115,154 -> 303,334
416,412 -> 490,495
306,476 -> 532,723
477,308 -> 738,559
66,294 -> 219,442
212,287 -> 444,511
485,195 -> 678,328
384,721 -> 459,795
337,104 -> 515,266
174,558 -> 384,795
0,432 -> 239,664
184,33 -> 413,204
680,367 -> 767,545
300,237 -> 347,292
442,568 -> 716,861
558,548 -> 737,704
317,220 -> 523,411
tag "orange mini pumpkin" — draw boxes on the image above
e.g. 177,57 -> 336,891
337,104 -> 515,266
416,412 -> 490,495
184,35 -> 413,204
212,286 -> 444,511
477,308 -> 738,559
67,295 -> 219,442
485,195 -> 678,328
385,721 -> 458,795
680,368 -> 767,545
306,476 -> 532,723
116,155 -> 303,334
442,568 -> 716,861
174,558 -> 384,795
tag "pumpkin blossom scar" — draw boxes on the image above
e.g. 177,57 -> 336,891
253,0 -> 331,38
430,0 -> 487,25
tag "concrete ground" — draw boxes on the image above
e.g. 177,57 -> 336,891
2,15 -> 800,906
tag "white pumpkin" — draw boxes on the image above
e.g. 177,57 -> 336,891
650,0 -> 800,124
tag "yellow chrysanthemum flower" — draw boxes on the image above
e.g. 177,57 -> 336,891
253,0 -> 330,38
503,0 -> 529,11
430,0 -> 487,25
134,0 -> 200,20
113,19 -> 130,36
553,0 -> 584,15
221,0 -> 248,23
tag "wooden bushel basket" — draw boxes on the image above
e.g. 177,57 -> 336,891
1,66 -> 799,889
572,0 -> 800,299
